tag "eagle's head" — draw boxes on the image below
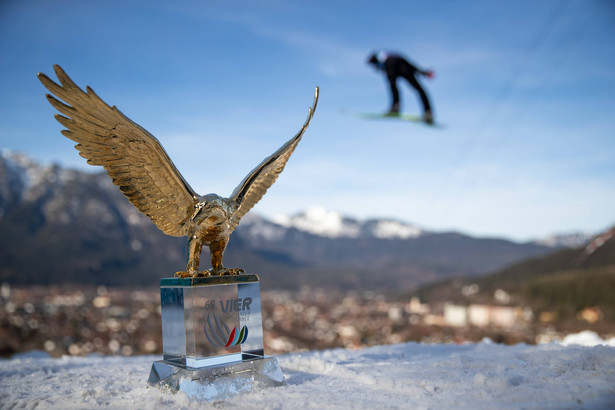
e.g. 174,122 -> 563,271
191,194 -> 234,231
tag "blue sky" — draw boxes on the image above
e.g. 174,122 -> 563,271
1,0 -> 614,242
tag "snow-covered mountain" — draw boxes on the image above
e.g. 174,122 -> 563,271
0,152 -> 586,291
0,151 -> 75,216
272,206 -> 423,240
534,232 -> 594,248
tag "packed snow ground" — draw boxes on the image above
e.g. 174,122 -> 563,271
2,333 -> 615,409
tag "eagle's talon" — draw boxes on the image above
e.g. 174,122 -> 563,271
175,270 -> 212,278
229,268 -> 246,276
207,267 -> 245,276
195,271 -> 211,277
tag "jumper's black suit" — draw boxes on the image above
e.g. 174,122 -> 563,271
368,52 -> 433,122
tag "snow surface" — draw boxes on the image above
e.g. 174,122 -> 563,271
2,334 -> 615,409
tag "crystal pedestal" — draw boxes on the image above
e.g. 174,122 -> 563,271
148,275 -> 284,400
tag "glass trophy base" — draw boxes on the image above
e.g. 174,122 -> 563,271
149,274 -> 284,400
147,355 -> 284,401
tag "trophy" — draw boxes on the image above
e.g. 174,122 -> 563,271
39,65 -> 318,400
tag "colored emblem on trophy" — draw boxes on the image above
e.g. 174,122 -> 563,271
38,65 -> 318,400
205,312 -> 249,349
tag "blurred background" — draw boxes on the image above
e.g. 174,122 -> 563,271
1,0 -> 614,357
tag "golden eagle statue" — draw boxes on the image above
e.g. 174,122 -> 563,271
38,65 -> 318,277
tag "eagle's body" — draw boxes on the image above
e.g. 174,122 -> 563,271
38,65 -> 318,277
187,193 -> 236,275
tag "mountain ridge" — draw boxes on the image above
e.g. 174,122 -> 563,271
0,151 -> 594,292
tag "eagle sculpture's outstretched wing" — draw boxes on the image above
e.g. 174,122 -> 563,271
38,65 -> 197,237
228,87 -> 319,232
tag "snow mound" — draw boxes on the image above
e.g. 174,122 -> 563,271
560,330 -> 615,347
